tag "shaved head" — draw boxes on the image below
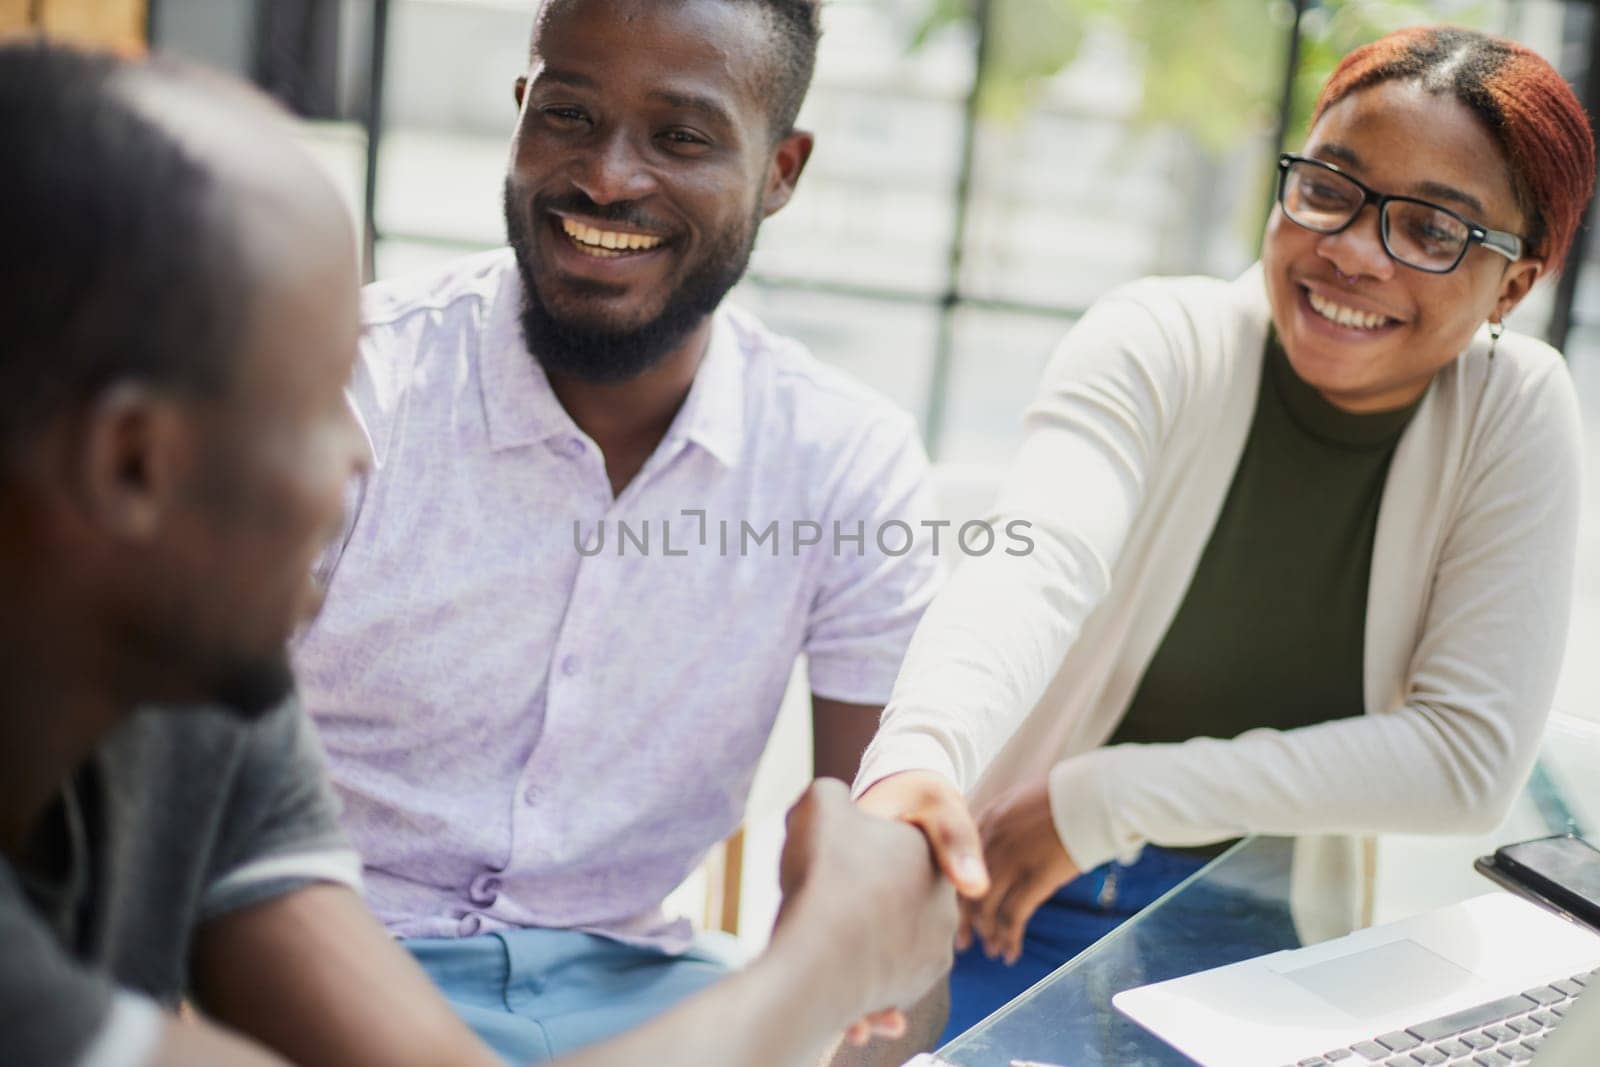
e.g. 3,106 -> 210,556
0,41 -> 352,469
0,41 -> 367,722
116,57 -> 353,271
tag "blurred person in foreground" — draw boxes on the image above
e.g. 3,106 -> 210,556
0,39 -> 957,1067
292,0 -> 987,1060
848,24 -> 1598,1051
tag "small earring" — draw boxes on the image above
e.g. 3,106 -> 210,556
1488,318 -> 1504,360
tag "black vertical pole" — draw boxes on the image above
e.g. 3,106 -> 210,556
1272,0 -> 1308,154
1546,7 -> 1600,353
1258,0 -> 1308,255
361,0 -> 391,283
923,0 -> 996,458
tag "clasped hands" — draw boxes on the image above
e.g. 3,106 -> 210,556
857,770 -> 1080,967
772,771 -> 1076,1052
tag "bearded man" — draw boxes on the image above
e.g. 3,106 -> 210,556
294,2 -> 982,1062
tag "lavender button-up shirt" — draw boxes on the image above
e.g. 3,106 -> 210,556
295,251 -> 941,950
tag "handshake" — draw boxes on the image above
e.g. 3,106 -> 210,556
768,779 -> 962,1051
765,769 -> 1083,1062
562,778 -> 970,1067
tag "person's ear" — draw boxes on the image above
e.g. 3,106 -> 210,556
759,128 -> 814,218
514,76 -> 528,110
1494,256 -> 1544,322
76,384 -> 192,543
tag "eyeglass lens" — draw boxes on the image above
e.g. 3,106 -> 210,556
1282,160 -> 1469,271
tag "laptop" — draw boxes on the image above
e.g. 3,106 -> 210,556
1113,892 -> 1600,1067
1536,976 -> 1600,1066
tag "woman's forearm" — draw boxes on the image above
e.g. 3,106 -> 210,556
856,287 -> 1191,798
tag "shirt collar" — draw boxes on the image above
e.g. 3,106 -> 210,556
480,258 -> 746,467
480,259 -> 583,452
663,310 -> 746,468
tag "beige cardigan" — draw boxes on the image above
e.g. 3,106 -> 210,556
856,267 -> 1580,925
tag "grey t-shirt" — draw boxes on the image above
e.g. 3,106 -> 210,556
0,699 -> 361,1067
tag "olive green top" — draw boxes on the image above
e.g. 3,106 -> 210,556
1109,336 -> 1422,762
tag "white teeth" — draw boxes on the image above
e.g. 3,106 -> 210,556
559,217 -> 663,255
1308,290 -> 1390,330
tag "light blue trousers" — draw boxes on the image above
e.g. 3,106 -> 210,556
407,928 -> 739,1064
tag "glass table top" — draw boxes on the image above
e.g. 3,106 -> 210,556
936,713 -> 1600,1066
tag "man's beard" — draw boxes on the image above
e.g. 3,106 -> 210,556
505,183 -> 759,382
208,654 -> 297,721
129,612 -> 297,722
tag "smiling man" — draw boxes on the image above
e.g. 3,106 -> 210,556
291,1 -> 966,1061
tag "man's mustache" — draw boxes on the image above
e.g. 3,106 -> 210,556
535,191 -> 676,237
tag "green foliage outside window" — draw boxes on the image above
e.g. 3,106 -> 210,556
914,0 -> 1495,151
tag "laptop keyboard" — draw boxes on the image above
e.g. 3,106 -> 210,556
1278,968 -> 1596,1066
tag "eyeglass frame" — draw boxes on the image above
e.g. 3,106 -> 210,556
1275,153 -> 1524,274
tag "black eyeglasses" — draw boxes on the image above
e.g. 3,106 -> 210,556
1276,153 -> 1523,274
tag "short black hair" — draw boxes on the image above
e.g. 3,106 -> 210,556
536,0 -> 822,141
0,40 -> 244,464
745,0 -> 822,138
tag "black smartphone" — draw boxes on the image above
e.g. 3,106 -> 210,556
1492,835 -> 1600,930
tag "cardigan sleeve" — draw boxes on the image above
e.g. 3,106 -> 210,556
853,281 -> 1197,797
1048,351 -> 1583,874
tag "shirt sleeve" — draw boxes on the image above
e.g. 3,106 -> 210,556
200,699 -> 363,922
1047,351 -> 1582,872
803,408 -> 944,706
0,868 -> 163,1067
853,284 -> 1189,795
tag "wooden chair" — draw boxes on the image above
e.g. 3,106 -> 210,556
701,827 -> 746,935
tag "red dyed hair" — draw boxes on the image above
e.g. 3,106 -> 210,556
1312,26 -> 1596,272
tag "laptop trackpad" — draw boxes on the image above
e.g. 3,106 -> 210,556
1281,939 -> 1479,1019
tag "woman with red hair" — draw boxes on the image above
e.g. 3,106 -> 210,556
852,25 -> 1598,1045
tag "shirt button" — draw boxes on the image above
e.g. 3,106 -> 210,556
469,873 -> 502,905
458,913 -> 484,937
524,783 -> 539,804
560,654 -> 580,677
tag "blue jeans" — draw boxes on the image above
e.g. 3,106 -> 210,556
407,928 -> 739,1064
940,846 -> 1210,1044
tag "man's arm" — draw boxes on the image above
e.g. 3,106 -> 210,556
573,780 -> 959,1067
190,884 -> 503,1067
558,936 -> 856,1067
147,1017 -> 288,1067
0,865 -> 297,1067
188,885 -> 840,1067
193,887 -> 879,1067
812,696 -> 881,782
184,782 -> 956,1067
183,696 -> 500,1066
